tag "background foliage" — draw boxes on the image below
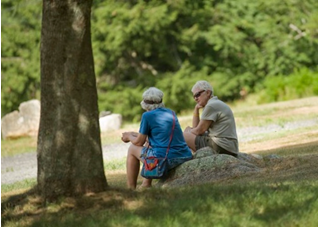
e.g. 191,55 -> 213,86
2,0 -> 318,122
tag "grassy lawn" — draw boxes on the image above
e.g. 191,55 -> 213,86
2,148 -> 318,227
1,97 -> 318,226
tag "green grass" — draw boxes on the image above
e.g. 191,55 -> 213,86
232,96 -> 318,128
2,180 -> 318,227
1,137 -> 37,157
1,179 -> 37,194
104,158 -> 126,171
2,141 -> 318,227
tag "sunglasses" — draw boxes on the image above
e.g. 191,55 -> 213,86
193,90 -> 206,99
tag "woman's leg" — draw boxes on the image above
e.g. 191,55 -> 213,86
140,178 -> 152,188
126,144 -> 143,189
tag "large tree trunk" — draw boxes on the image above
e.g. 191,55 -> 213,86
37,0 -> 107,200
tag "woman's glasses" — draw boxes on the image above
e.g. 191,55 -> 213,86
193,90 -> 206,99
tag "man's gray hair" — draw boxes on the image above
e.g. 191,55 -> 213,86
140,87 -> 165,111
191,80 -> 214,97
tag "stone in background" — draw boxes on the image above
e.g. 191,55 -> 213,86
1,99 -> 41,139
1,99 -> 122,139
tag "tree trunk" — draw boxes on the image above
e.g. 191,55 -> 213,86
37,0 -> 108,200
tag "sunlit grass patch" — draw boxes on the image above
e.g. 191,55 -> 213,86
1,137 -> 37,158
1,178 -> 36,194
103,158 -> 126,171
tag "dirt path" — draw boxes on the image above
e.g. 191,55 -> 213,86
1,143 -> 130,185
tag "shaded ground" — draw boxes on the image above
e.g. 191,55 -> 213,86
1,140 -> 318,227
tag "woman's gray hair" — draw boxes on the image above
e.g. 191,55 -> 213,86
191,80 -> 214,97
140,87 -> 165,111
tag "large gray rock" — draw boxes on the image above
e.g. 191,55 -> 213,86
99,113 -> 122,132
157,147 -> 266,188
1,99 -> 123,138
1,99 -> 40,139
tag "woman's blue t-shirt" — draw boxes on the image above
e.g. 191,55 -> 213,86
139,108 -> 192,159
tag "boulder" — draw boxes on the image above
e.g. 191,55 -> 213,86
99,110 -> 112,118
99,114 -> 122,132
1,99 -> 41,139
1,100 -> 123,138
157,147 -> 267,188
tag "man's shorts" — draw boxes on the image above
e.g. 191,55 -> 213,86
195,135 -> 237,157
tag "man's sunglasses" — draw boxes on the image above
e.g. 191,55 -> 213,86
193,90 -> 206,99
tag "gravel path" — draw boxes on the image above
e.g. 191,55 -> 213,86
1,143 -> 130,185
1,118 -> 317,185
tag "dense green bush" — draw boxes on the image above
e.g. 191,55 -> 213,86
258,68 -> 318,103
1,0 -> 318,122
98,85 -> 144,122
1,0 -> 41,116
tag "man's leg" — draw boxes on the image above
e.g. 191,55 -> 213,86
183,130 -> 197,152
211,140 -> 237,157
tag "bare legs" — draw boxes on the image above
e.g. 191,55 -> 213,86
140,178 -> 152,188
126,144 -> 152,189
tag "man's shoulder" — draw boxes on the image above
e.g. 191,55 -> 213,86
207,97 -> 231,110
207,96 -> 223,105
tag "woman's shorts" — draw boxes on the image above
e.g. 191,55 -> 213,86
140,147 -> 192,170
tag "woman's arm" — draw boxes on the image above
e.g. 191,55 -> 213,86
121,132 -> 147,146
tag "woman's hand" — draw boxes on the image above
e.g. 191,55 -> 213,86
121,132 -> 131,143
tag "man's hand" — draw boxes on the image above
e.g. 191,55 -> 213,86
185,126 -> 193,134
195,103 -> 204,110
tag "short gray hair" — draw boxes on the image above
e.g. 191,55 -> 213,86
140,87 -> 165,111
191,80 -> 214,96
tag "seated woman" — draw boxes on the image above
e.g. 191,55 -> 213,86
121,87 -> 192,190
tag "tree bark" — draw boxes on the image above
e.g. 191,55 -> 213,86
37,0 -> 107,200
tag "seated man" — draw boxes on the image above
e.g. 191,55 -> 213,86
183,80 -> 239,157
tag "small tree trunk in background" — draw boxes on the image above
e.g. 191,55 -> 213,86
38,0 -> 107,201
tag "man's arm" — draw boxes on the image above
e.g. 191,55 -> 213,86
192,104 -> 203,128
188,119 -> 212,135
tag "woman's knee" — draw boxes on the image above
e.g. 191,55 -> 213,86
127,144 -> 143,160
